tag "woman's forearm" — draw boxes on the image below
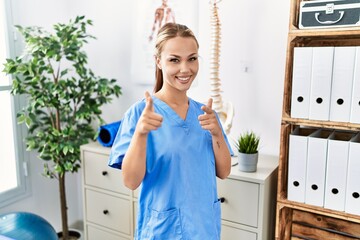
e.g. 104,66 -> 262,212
121,131 -> 148,190
212,133 -> 231,179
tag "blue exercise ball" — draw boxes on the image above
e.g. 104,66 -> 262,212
0,212 -> 58,240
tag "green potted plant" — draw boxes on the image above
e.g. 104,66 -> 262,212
235,131 -> 260,172
3,16 -> 121,239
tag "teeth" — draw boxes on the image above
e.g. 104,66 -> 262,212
177,77 -> 190,81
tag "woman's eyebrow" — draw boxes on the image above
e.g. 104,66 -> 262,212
168,53 -> 198,58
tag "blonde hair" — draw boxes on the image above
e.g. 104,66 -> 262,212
154,23 -> 199,93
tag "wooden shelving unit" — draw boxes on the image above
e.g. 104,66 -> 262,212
276,0 -> 360,239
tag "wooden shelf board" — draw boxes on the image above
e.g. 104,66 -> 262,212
277,200 -> 360,224
281,116 -> 360,131
289,26 -> 360,38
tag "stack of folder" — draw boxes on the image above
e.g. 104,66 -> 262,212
291,46 -> 360,123
287,127 -> 360,215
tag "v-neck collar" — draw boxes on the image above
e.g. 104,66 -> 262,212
153,96 -> 193,125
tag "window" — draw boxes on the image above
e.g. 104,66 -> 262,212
0,0 -> 29,207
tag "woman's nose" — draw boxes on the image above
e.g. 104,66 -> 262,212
179,62 -> 190,73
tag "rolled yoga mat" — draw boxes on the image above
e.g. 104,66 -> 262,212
97,121 -> 121,147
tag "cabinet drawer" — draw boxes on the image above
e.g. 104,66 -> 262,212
85,189 -> 131,234
217,178 -> 259,227
221,224 -> 257,240
83,151 -> 130,195
87,225 -> 129,240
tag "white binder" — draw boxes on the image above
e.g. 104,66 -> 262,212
345,133 -> 360,215
305,129 -> 332,207
324,131 -> 353,211
350,47 -> 360,124
329,47 -> 356,122
291,47 -> 313,119
288,127 -> 316,203
309,47 -> 334,121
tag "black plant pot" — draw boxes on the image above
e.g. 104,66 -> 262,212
57,229 -> 82,240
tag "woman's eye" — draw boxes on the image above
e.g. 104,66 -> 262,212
189,56 -> 198,61
169,58 -> 179,63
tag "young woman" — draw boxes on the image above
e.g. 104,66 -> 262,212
109,23 -> 232,240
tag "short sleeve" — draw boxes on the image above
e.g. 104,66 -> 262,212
108,101 -> 144,169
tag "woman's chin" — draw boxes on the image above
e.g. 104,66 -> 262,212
176,82 -> 192,91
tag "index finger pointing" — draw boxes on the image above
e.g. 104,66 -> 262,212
144,91 -> 154,111
206,98 -> 213,109
201,98 -> 213,114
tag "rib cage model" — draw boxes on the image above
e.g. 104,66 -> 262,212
209,0 -> 234,135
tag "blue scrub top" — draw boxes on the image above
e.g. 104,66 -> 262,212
109,96 -> 233,240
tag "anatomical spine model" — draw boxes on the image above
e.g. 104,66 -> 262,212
209,0 -> 234,134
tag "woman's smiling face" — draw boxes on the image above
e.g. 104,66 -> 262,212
156,36 -> 199,93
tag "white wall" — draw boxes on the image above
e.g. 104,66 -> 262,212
1,0 -> 290,231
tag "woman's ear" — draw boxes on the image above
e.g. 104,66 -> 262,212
155,56 -> 162,70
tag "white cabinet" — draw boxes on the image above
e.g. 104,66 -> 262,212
81,142 -> 137,240
218,155 -> 278,240
81,142 -> 278,240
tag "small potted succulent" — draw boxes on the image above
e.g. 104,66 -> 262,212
235,131 -> 260,172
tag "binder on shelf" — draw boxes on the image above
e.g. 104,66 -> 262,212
287,127 -> 317,203
350,47 -> 360,124
291,47 -> 313,119
305,129 -> 332,207
324,131 -> 354,212
345,133 -> 360,215
329,47 -> 356,123
309,47 -> 334,121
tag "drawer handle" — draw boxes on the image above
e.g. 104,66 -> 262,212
102,171 -> 108,176
219,197 -> 226,203
103,210 -> 109,215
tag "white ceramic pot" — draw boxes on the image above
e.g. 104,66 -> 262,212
237,152 -> 259,172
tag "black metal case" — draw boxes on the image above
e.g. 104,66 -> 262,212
299,0 -> 360,29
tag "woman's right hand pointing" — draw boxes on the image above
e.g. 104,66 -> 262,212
136,91 -> 163,134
